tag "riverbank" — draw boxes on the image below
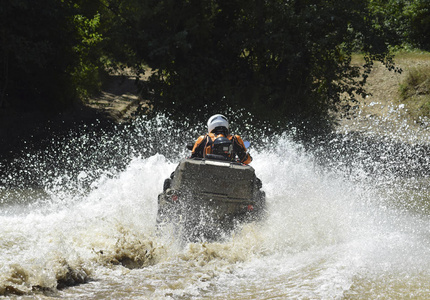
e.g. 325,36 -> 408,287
338,52 -> 430,143
0,73 -> 146,159
1,53 -> 429,159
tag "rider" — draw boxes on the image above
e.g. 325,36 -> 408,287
191,114 -> 252,165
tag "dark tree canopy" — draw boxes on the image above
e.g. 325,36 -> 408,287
111,0 -> 399,131
368,0 -> 430,51
1,0 -> 78,110
1,0 -> 428,134
0,0 -> 104,110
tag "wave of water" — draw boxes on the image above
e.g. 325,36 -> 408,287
0,115 -> 430,298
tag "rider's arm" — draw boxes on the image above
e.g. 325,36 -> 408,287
233,135 -> 252,164
191,135 -> 207,158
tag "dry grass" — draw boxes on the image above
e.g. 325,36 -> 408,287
345,52 -> 430,119
399,64 -> 430,122
338,51 -> 430,141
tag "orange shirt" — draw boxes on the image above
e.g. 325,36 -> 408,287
191,133 -> 252,164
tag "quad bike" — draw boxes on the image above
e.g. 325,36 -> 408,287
157,145 -> 265,242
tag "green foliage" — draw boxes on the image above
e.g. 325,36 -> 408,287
407,1 -> 430,50
0,0 -> 107,110
71,13 -> 104,99
1,0 -> 428,135
104,0 -> 397,134
368,0 -> 430,50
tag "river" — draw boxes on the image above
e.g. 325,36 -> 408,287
1,114 -> 430,299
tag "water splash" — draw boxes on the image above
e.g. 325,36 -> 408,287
0,114 -> 429,298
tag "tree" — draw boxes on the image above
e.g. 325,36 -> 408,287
105,0 -> 398,134
0,0 -> 406,136
405,0 -> 430,50
0,0 -> 106,111
368,0 -> 430,50
0,0 -> 78,110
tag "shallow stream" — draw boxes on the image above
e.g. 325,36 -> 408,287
1,114 -> 429,299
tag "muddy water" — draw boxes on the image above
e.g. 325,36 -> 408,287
1,115 -> 430,299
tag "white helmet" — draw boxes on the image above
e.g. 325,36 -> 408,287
207,114 -> 229,133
